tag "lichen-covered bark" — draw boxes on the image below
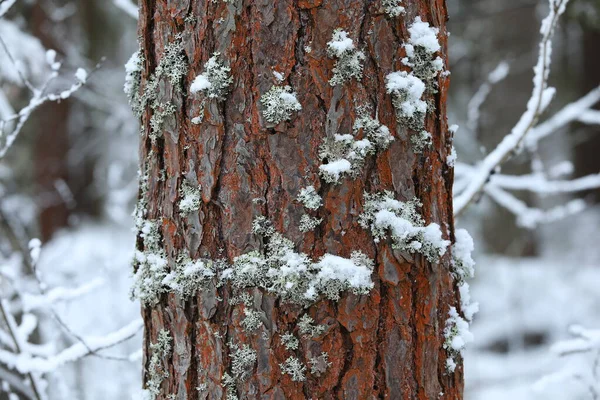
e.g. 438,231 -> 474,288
136,0 -> 460,399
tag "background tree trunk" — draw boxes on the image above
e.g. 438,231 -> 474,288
136,1 -> 460,398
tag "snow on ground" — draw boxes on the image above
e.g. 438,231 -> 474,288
465,252 -> 600,400
35,221 -> 141,400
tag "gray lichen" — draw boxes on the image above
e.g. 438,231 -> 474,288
385,71 -> 427,131
260,85 -> 302,124
359,191 -> 450,263
297,314 -> 325,338
145,329 -> 172,399
299,214 -> 322,233
280,356 -> 306,382
131,219 -> 169,307
162,252 -> 216,299
190,52 -> 233,100
353,108 -> 394,150
124,49 -> 144,115
178,180 -> 202,215
149,102 -> 176,143
280,332 -> 299,351
382,0 -> 405,17
227,218 -> 374,305
327,29 -> 366,86
241,308 -> 263,332
402,17 -> 444,92
297,186 -> 322,210
228,343 -> 257,380
318,133 -> 374,184
410,130 -> 432,153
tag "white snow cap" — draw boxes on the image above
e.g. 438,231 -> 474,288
327,30 -> 355,57
190,75 -> 211,93
407,17 -> 441,54
315,254 -> 374,290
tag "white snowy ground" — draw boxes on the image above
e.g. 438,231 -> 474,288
36,221 -> 141,400
465,207 -> 600,400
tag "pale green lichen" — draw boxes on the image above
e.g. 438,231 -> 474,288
260,85 -> 302,124
178,180 -> 202,215
385,71 -> 427,131
319,110 -> 393,184
131,219 -> 169,307
221,373 -> 238,400
161,252 -> 215,299
297,314 -> 325,338
280,356 -> 306,382
353,109 -> 394,150
134,36 -> 187,141
227,218 -> 374,305
299,214 -> 322,233
327,29 -> 365,86
149,102 -> 176,143
145,330 -> 172,399
190,53 -> 233,100
280,332 -> 299,351
411,130 -> 432,153
382,0 -> 405,17
402,17 -> 444,92
297,186 -> 322,210
241,308 -> 263,332
359,191 -> 450,263
451,228 -> 475,282
124,48 -> 144,115
228,343 -> 257,380
318,133 -> 374,184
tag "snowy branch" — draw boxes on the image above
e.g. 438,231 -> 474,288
466,61 -> 510,136
0,300 -> 43,400
0,67 -> 89,159
526,86 -> 600,148
0,0 -> 17,19
484,185 -> 586,229
0,319 -> 143,374
454,0 -> 574,217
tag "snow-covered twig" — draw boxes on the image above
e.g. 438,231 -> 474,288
466,61 -> 510,135
21,278 -> 105,312
484,184 -> 586,229
526,86 -> 600,147
490,172 -> 600,194
0,0 -> 17,19
0,300 -> 43,400
0,319 -> 143,374
552,326 -> 600,357
454,0 -> 570,217
0,44 -> 102,160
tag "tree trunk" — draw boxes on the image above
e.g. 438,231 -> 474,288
134,1 -> 462,399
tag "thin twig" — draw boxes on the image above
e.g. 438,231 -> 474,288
0,301 -> 43,400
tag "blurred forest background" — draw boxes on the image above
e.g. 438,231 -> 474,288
1,0 -> 599,399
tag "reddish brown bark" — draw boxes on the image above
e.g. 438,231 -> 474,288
137,1 -> 461,399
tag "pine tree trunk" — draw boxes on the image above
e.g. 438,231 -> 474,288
134,1 -> 462,399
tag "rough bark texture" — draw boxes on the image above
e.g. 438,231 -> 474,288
136,0 -> 461,398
